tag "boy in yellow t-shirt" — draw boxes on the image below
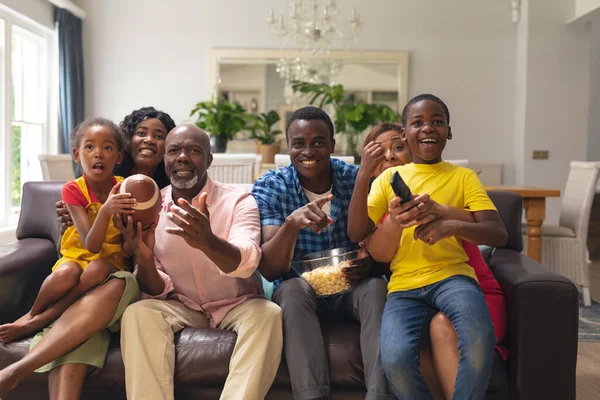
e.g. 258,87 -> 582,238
367,94 -> 507,400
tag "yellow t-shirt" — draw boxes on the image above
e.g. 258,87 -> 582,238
367,161 -> 497,293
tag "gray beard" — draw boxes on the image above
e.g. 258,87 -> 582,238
170,173 -> 199,189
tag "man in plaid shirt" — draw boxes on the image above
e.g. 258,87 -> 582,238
252,106 -> 393,400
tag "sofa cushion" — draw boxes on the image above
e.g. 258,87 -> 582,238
0,319 -> 508,398
16,181 -> 64,249
487,191 -> 523,252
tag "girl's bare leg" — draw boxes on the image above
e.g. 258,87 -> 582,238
0,261 -> 117,343
0,278 -> 125,399
0,263 -> 81,343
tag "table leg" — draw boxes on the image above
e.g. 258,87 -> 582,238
523,198 -> 546,263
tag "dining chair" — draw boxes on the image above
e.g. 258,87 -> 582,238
38,154 -> 75,181
208,154 -> 260,184
524,161 -> 600,306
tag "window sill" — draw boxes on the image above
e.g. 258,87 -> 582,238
0,225 -> 17,245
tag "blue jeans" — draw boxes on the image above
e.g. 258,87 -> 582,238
380,275 -> 496,400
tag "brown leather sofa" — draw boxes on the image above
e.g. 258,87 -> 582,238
0,182 -> 579,399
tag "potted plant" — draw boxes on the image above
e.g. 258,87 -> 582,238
291,81 -> 399,158
190,98 -> 247,153
246,110 -> 282,163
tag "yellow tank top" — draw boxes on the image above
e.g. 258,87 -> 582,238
53,175 -> 129,272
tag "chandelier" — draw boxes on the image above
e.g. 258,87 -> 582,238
267,0 -> 362,104
267,0 -> 362,54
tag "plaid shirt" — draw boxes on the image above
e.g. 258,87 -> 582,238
252,158 -> 359,267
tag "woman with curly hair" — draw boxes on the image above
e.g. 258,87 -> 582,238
114,106 -> 176,189
59,107 -> 176,230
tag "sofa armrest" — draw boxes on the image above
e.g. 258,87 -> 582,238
489,248 -> 578,400
0,238 -> 57,324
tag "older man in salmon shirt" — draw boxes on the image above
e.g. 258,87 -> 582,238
118,124 -> 283,400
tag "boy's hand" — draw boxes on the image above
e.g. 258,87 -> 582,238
286,195 -> 334,234
101,182 -> 137,216
388,194 -> 436,230
359,141 -> 385,178
413,219 -> 459,245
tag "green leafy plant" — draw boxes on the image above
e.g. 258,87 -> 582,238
291,81 -> 346,133
291,80 -> 398,133
246,110 -> 282,145
189,97 -> 248,139
291,80 -> 400,156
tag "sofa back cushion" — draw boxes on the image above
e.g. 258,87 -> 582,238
487,190 -> 523,252
16,181 -> 64,248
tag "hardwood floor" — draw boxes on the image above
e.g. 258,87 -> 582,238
577,260 -> 600,399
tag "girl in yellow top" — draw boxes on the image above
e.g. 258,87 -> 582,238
367,95 -> 507,400
0,117 -> 136,342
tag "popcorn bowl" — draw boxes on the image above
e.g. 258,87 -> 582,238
291,247 -> 360,297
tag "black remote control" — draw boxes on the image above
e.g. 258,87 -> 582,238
390,171 -> 413,204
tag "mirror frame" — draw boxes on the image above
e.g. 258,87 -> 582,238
207,48 -> 410,109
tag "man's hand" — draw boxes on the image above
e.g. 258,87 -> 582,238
56,200 -> 73,234
388,194 -> 436,230
413,219 -> 459,245
343,242 -> 373,284
359,141 -> 385,178
165,193 -> 213,249
286,195 -> 333,234
114,214 -> 157,261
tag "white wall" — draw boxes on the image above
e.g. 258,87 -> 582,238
75,0 -> 593,223
76,0 -> 516,172
517,0 -> 590,223
0,0 -> 54,29
588,13 -> 600,162
576,0 -> 600,18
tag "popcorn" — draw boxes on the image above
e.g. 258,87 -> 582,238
300,261 -> 351,296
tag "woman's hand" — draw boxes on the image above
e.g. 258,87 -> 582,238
56,200 -> 73,234
359,141 -> 385,178
100,182 -> 137,217
413,219 -> 459,245
343,242 -> 372,284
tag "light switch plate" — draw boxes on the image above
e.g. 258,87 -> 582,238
532,150 -> 549,160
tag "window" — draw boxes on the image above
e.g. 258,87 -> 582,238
0,8 -> 56,227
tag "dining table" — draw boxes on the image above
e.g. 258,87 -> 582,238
485,185 -> 561,263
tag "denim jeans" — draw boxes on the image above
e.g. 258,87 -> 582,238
380,275 -> 496,400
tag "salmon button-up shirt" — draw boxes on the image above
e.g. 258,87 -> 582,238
144,178 -> 264,328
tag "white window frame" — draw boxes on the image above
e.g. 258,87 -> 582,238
0,5 -> 58,227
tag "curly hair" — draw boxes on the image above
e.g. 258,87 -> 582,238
70,117 -> 125,150
115,107 -> 176,188
285,106 -> 335,139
